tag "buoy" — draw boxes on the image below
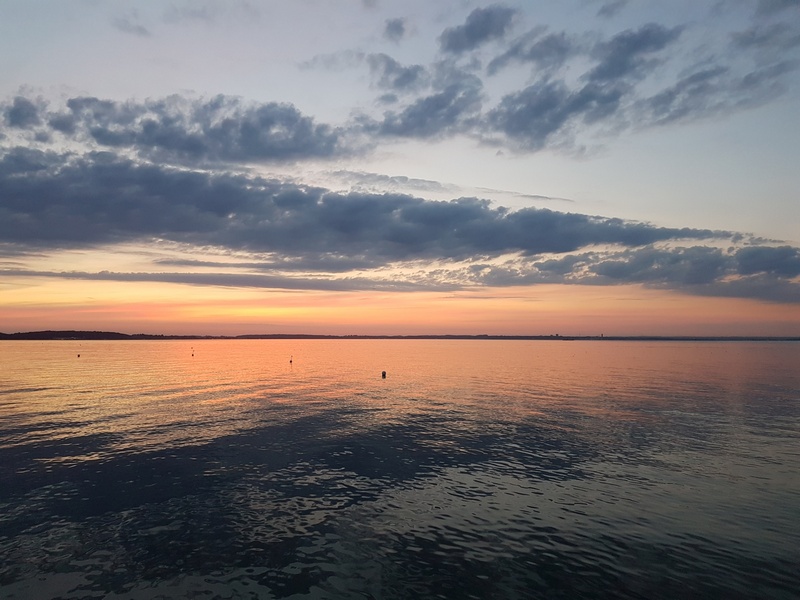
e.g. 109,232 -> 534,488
381,371 -> 386,379
290,355 -> 293,364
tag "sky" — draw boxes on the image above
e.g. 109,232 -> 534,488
1,0 -> 799,336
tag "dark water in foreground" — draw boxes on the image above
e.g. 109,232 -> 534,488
1,340 -> 798,599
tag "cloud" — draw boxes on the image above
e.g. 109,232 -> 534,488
162,1 -> 260,24
163,4 -> 219,23
367,54 -> 429,92
483,23 -> 683,143
112,13 -> 152,37
731,22 -> 800,51
4,97 -> 42,128
0,147 -> 730,257
479,246 -> 800,302
587,23 -> 682,83
485,79 -> 627,150
1,146 -> 796,302
7,1 -> 800,161
589,246 -> 729,285
1,268 -> 438,292
639,59 -> 796,124
597,0 -> 631,19
736,246 -> 800,277
474,188 -> 574,204
6,0 -> 799,170
384,18 -> 406,42
439,5 -> 517,54
329,170 -> 455,194
11,95 -> 351,164
755,0 -> 800,16
686,275 -> 800,303
299,50 -> 366,72
487,29 -> 576,75
376,71 -> 483,138
479,11 -> 798,148
157,254 -> 381,273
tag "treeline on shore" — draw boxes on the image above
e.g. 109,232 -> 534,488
1,330 -> 798,342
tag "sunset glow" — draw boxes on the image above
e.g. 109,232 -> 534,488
2,275 -> 796,337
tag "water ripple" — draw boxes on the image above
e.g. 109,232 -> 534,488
1,340 -> 798,599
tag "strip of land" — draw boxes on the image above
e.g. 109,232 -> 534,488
1,330 -> 798,341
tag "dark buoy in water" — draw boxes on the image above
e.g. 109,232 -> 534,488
77,354 -> 80,358
290,355 -> 293,364
381,371 -> 386,379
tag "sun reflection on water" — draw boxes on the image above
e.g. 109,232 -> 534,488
1,340 -> 798,599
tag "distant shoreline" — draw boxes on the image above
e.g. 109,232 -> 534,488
1,330 -> 798,342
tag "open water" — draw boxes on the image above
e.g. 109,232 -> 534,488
0,339 -> 798,599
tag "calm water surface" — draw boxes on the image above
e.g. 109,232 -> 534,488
1,340 -> 798,599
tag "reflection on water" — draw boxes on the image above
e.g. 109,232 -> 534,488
1,340 -> 799,599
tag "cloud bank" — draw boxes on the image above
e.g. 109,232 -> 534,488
0,146 -> 796,302
1,2 -> 798,307
5,1 -> 798,159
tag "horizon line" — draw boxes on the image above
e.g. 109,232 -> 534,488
1,330 -> 799,342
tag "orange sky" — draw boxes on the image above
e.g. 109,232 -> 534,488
2,277 -> 798,336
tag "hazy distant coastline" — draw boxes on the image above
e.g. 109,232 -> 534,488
1,330 -> 798,342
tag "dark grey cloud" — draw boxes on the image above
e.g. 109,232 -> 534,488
368,20 -> 693,151
533,253 -> 593,276
685,274 -> 800,303
480,13 -> 798,149
639,59 -> 795,124
440,4 -> 517,54
484,80 -> 572,149
485,79 -> 626,150
40,7 -> 792,160
377,72 -> 483,138
0,146 -> 64,174
0,147 -> 728,259
1,147 -> 796,302
484,246 -> 800,302
731,22 -> 800,50
642,66 -> 730,124
487,29 -> 576,75
587,23 -> 682,83
112,14 -> 152,37
589,246 -> 729,285
47,112 -> 77,134
4,97 -> 42,128
376,93 -> 399,105
384,18 -> 406,42
367,54 -> 429,92
756,0 -> 800,15
597,0 -> 631,19
2,7 -> 798,164
737,245 -> 800,277
13,95 -> 350,164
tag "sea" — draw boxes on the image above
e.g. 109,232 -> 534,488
0,339 -> 798,600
